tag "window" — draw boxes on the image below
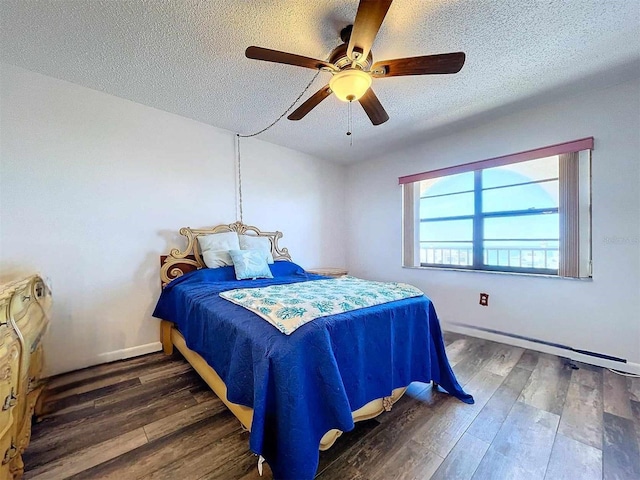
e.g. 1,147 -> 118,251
401,138 -> 593,277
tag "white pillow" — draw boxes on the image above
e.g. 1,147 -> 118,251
198,232 -> 240,268
239,234 -> 274,264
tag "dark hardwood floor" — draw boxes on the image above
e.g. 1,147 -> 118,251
23,333 -> 640,479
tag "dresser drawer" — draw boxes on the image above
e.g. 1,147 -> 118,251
0,325 -> 13,350
0,274 -> 50,479
15,303 -> 48,356
12,279 -> 50,335
0,431 -> 14,478
28,344 -> 44,393
7,283 -> 32,325
0,341 -> 20,439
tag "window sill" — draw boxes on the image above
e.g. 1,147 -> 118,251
402,265 -> 593,281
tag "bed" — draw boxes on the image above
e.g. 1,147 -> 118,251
153,222 -> 472,480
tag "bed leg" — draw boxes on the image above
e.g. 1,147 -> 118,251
161,320 -> 174,355
432,380 -> 439,389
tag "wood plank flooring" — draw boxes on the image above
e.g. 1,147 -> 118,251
23,333 -> 640,479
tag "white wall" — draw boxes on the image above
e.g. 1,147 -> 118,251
0,63 -> 346,376
346,77 -> 640,370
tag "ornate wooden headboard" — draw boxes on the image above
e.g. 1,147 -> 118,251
160,221 -> 291,287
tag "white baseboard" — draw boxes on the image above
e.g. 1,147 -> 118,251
44,341 -> 164,377
443,322 -> 640,376
96,341 -> 163,364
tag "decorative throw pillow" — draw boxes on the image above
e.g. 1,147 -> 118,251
198,232 -> 240,268
269,261 -> 305,277
239,234 -> 274,264
229,249 -> 274,280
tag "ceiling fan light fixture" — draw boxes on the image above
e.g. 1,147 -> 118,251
329,69 -> 372,102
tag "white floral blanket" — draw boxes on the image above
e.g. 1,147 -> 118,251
219,276 -> 424,335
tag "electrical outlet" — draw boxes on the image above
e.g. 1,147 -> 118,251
479,293 -> 489,306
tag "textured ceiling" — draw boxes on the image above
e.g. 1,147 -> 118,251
1,0 -> 639,163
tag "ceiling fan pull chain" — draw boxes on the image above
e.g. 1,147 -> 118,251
347,100 -> 354,147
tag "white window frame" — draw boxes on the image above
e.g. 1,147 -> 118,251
400,138 -> 593,278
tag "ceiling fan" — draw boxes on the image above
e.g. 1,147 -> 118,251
245,0 -> 465,126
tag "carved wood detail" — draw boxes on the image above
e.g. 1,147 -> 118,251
160,222 -> 292,287
0,275 -> 50,479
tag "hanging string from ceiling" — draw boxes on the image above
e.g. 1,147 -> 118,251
235,134 -> 244,223
234,71 -> 321,223
237,71 -> 320,139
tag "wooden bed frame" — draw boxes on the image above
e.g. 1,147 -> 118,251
159,221 -> 407,451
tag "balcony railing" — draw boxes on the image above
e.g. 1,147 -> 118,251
421,247 -> 559,270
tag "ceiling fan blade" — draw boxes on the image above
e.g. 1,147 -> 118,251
287,85 -> 333,121
358,88 -> 389,125
246,46 -> 335,71
371,52 -> 466,77
347,0 -> 394,62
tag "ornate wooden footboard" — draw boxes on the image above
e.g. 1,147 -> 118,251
158,222 -> 408,451
161,320 -> 406,450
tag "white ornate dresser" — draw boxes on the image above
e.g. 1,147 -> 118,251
0,275 -> 50,479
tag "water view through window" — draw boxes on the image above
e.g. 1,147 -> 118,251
419,156 -> 559,272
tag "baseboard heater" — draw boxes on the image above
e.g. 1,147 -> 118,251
448,321 -> 627,364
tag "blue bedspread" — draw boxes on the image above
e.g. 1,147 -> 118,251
153,262 -> 473,480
